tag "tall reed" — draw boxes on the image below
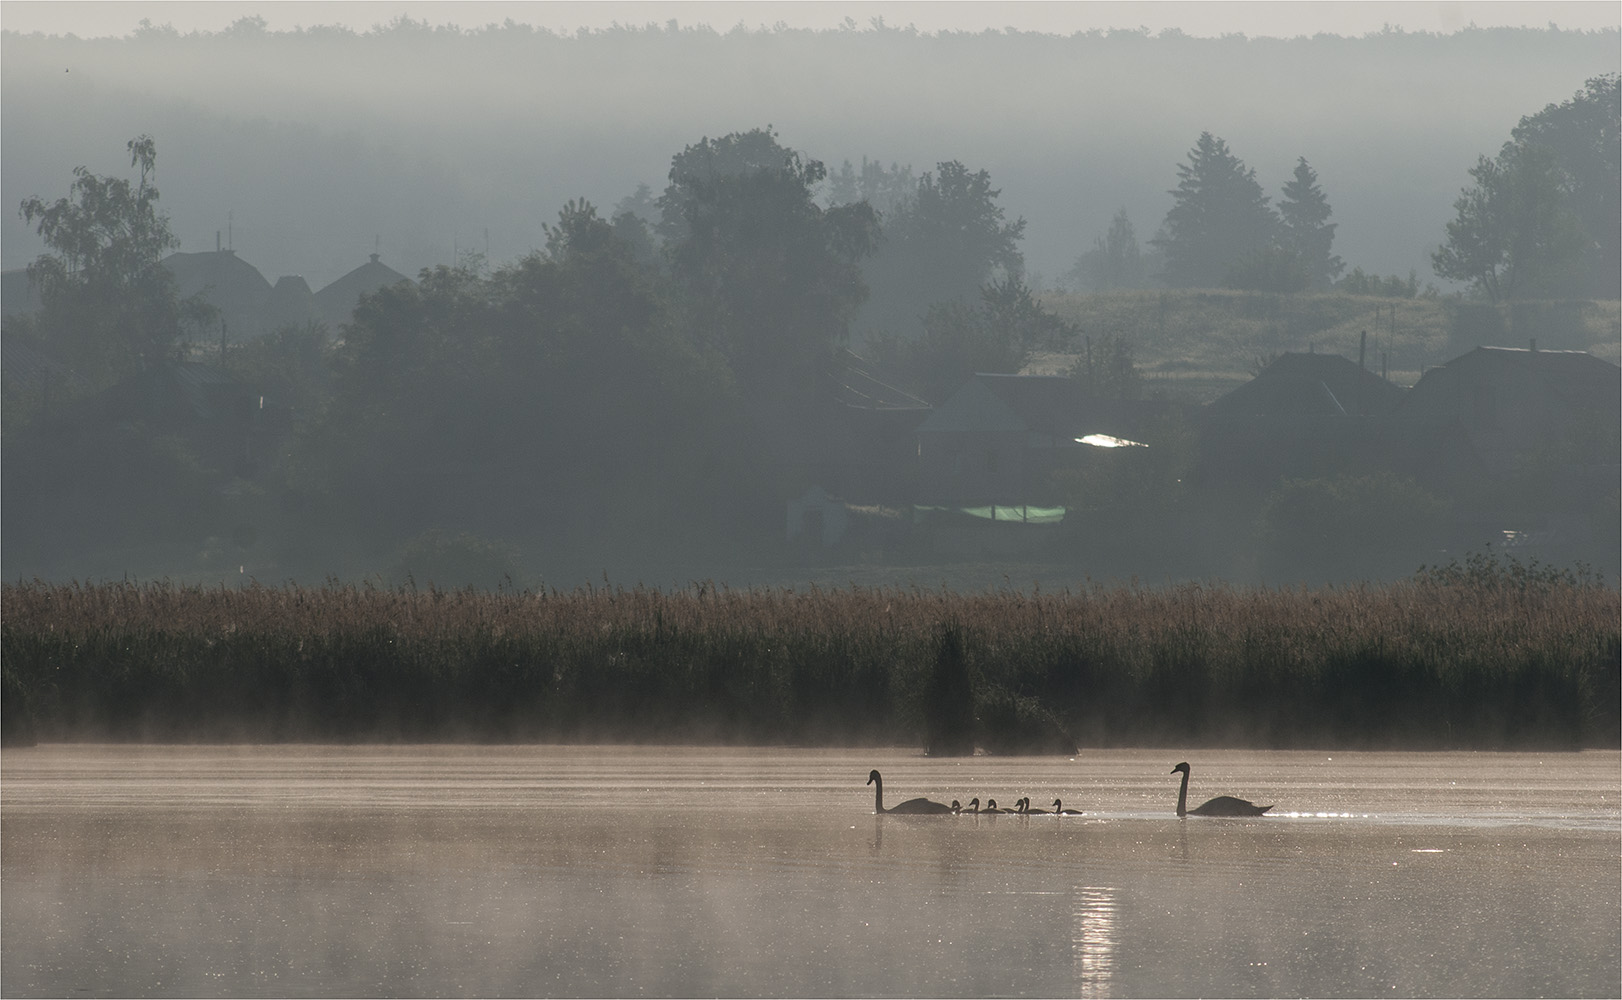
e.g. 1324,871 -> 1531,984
3,568 -> 1615,749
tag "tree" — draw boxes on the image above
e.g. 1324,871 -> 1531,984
825,157 -> 916,218
1276,157 -> 1344,289
1151,132 -> 1277,289
1068,208 -> 1150,291
858,160 -> 1026,338
863,277 -> 1067,404
658,127 -> 879,401
1068,331 -> 1143,400
311,198 -> 740,568
1432,142 -> 1588,302
1510,74 -> 1620,298
1224,244 -> 1311,294
16,136 -> 213,387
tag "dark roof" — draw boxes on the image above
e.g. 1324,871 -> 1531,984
264,274 -> 318,328
1,336 -> 90,397
1205,352 -> 1405,418
162,250 -> 274,311
313,254 -> 414,328
1407,346 -> 1619,405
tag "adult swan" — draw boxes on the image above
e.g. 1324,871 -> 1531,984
868,770 -> 955,814
1171,762 -> 1272,817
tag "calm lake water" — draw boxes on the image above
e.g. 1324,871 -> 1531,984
3,745 -> 1618,998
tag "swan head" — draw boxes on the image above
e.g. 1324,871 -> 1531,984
968,797 -> 979,809
1053,799 -> 1062,809
867,769 -> 881,786
985,799 -> 998,810
1171,762 -> 1191,775
950,800 -> 962,812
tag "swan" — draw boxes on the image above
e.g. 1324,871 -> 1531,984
960,797 -> 981,814
1052,799 -> 1082,815
868,770 -> 955,814
1021,798 -> 1050,814
1171,762 -> 1272,817
982,798 -> 1008,813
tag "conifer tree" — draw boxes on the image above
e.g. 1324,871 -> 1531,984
1151,132 -> 1277,289
1277,157 -> 1344,289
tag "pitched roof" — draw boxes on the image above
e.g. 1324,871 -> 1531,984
1408,346 -> 1619,405
1,336 -> 90,397
1205,352 -> 1405,418
313,254 -> 415,328
264,274 -> 318,329
162,250 -> 274,315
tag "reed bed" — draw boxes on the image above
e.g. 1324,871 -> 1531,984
2,572 -> 1616,749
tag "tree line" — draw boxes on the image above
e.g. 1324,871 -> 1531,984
3,73 -> 1617,583
1069,73 -> 1619,303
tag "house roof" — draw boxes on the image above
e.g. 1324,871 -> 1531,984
1,335 -> 90,397
313,254 -> 414,328
1406,346 -> 1619,410
162,250 -> 274,315
264,274 -> 318,329
1204,352 -> 1405,418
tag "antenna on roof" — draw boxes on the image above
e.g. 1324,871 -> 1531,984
227,211 -> 233,252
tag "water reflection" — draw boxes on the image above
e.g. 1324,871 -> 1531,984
1071,885 -> 1118,997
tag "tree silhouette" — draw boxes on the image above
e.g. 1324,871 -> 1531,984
17,136 -> 212,386
1152,132 -> 1277,289
1277,157 -> 1344,290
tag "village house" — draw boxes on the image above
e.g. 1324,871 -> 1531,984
916,373 -> 1173,507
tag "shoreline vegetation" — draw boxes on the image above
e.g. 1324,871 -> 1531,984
2,557 -> 1616,751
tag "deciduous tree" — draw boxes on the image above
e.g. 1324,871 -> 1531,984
16,136 -> 213,387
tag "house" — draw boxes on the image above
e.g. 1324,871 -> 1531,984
1399,346 -> 1620,476
1,336 -> 91,420
162,249 -> 275,339
916,373 -> 1171,506
1194,352 -> 1484,494
313,253 -> 414,331
1203,351 -> 1405,419
806,351 -> 932,505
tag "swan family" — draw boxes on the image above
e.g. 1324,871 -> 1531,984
866,762 -> 1273,818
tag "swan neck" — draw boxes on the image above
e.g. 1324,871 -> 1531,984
872,774 -> 884,813
1176,769 -> 1189,817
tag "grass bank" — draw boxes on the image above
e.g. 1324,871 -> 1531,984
1038,290 -> 1621,402
4,560 -> 1615,751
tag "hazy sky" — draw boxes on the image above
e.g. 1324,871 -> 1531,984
3,1 -> 1618,38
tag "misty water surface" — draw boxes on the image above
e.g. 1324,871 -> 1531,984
3,746 -> 1617,997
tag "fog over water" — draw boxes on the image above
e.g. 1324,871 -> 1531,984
4,746 -> 1618,997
